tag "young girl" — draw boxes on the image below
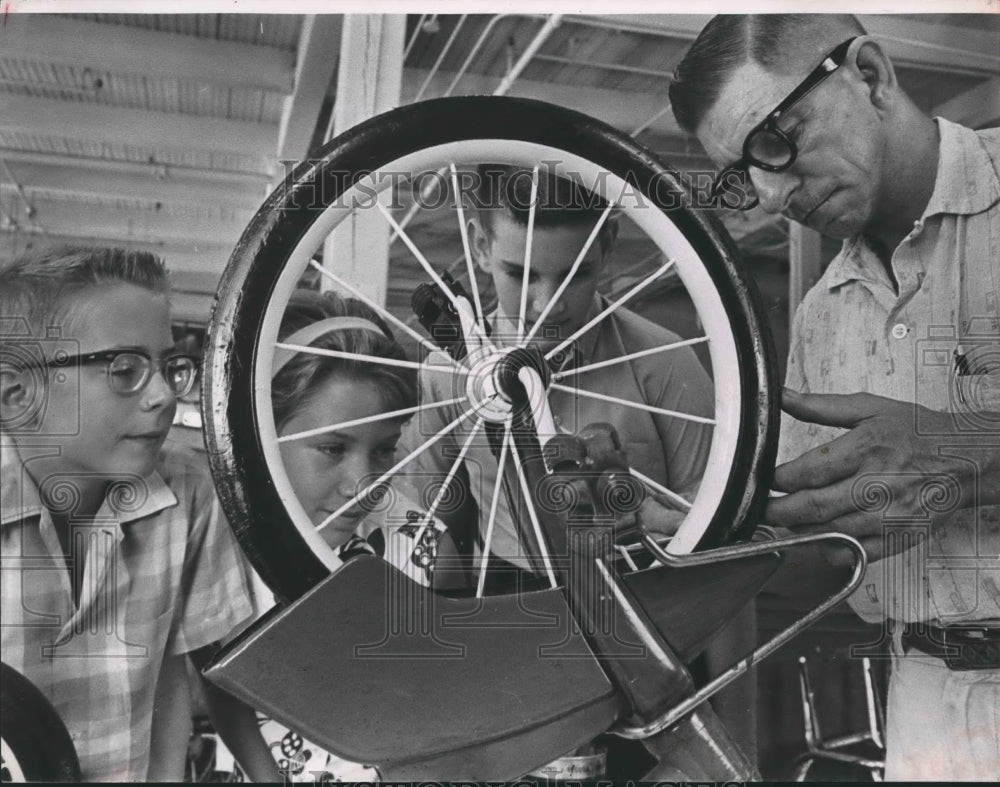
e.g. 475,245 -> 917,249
249,288 -> 457,780
270,288 -> 456,581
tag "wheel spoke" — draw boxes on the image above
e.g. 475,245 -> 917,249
409,416 -> 484,549
548,383 -> 715,425
615,544 -> 640,572
552,336 -> 710,381
307,259 -> 457,363
389,168 -> 447,246
628,466 -> 693,511
375,199 -> 490,346
544,258 -> 676,361
509,435 -> 558,588
402,252 -> 465,330
523,203 -> 614,347
450,163 -> 489,341
275,342 -> 443,372
278,396 -> 468,443
316,404 -> 480,534
554,422 -> 693,510
516,164 -> 541,342
477,420 -> 512,598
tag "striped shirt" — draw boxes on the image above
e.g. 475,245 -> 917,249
1,438 -> 255,781
779,118 -> 1000,625
403,298 -> 715,569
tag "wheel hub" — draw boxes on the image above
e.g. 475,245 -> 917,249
464,345 -> 551,424
464,347 -> 514,423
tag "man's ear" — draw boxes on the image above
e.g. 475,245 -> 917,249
468,216 -> 493,274
0,364 -> 40,429
850,36 -> 897,110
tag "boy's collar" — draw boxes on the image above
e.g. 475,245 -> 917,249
1,439 -> 178,528
1,440 -> 46,526
488,297 -> 603,371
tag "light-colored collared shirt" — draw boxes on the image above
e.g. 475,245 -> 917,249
404,298 -> 715,569
1,438 -> 255,781
779,118 -> 1000,625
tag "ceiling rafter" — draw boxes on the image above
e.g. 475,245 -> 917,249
275,15 -> 343,171
0,14 -> 295,93
0,94 -> 278,163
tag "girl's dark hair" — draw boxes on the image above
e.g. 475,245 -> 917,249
271,290 -> 417,432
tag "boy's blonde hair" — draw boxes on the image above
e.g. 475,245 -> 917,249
0,246 -> 169,348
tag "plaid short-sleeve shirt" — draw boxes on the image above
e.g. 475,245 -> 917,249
0,438 -> 255,781
779,119 -> 1000,626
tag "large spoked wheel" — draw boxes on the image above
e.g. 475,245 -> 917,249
0,663 -> 81,782
204,96 -> 779,603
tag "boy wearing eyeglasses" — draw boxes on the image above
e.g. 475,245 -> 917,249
0,246 -> 279,781
672,14 -> 1000,780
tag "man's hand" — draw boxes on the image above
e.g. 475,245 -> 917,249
635,495 -> 687,536
766,389 -> 999,562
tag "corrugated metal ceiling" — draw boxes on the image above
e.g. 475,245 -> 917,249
60,12 -> 303,49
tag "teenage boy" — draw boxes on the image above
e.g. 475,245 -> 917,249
403,166 -> 756,769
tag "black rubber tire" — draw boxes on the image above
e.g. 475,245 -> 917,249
203,96 -> 780,603
1,662 -> 82,782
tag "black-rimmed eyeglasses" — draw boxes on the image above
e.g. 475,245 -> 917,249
711,37 -> 858,211
45,349 -> 198,397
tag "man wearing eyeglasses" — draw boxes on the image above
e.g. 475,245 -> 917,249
671,14 -> 999,780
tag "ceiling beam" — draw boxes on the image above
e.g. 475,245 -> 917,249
4,197 -> 248,249
402,68 -> 682,139
0,14 -> 295,93
0,228 -> 232,277
0,94 -> 279,163
566,14 -> 708,39
0,148 -> 273,185
862,16 -> 1000,77
1,159 -> 267,214
933,77 -> 1000,129
276,15 -> 343,169
569,14 -> 1000,77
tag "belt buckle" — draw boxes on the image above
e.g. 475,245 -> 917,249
941,627 -> 1000,671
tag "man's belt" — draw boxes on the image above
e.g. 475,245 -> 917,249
901,623 -> 1000,671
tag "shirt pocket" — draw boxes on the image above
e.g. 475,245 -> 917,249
952,368 -> 1000,414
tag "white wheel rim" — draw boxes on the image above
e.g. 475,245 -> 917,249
1,738 -> 27,782
255,140 -> 742,569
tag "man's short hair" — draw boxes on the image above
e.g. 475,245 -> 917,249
0,246 -> 170,344
472,164 -> 616,255
669,14 -> 867,136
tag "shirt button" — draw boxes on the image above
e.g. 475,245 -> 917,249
891,323 -> 909,339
